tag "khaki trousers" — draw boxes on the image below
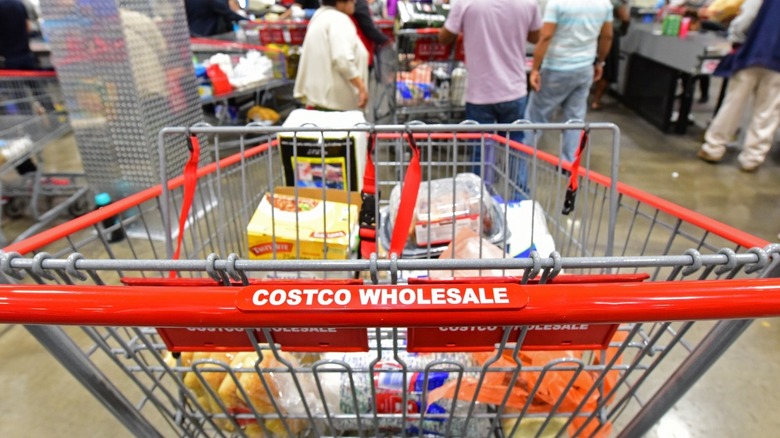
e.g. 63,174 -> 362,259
701,66 -> 780,168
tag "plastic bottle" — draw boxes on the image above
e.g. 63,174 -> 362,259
95,192 -> 125,243
679,17 -> 691,38
233,22 -> 246,43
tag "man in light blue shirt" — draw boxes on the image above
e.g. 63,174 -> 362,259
525,0 -> 613,163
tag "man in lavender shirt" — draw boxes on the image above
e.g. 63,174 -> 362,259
439,0 -> 541,196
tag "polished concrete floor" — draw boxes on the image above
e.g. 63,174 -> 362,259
0,83 -> 779,437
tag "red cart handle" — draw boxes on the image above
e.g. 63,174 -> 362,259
2,279 -> 780,327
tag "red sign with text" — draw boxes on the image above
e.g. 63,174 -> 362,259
157,327 -> 368,353
407,324 -> 619,352
235,284 -> 527,312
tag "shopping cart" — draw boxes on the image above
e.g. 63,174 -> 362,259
375,20 -> 396,43
190,38 -> 289,128
0,70 -> 90,245
386,29 -> 466,124
1,123 -> 779,438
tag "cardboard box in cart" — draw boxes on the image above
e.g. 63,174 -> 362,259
247,187 -> 361,260
278,109 -> 368,192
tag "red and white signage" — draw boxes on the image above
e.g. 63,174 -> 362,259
235,284 -> 527,311
157,327 -> 368,353
407,324 -> 619,352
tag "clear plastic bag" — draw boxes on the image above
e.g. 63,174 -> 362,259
385,173 -> 507,256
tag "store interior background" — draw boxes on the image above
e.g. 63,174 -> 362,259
2,0 -> 780,437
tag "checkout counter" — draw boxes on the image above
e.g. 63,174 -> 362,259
618,22 -> 731,134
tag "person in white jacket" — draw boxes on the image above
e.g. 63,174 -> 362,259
294,0 -> 369,111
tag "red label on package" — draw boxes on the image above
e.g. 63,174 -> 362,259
157,327 -> 368,353
235,284 -> 527,311
250,242 -> 293,256
407,324 -> 619,352
414,41 -> 450,60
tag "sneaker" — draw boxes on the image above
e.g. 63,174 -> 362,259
697,149 -> 721,164
739,162 -> 760,173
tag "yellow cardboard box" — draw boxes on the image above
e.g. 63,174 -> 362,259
247,188 -> 361,260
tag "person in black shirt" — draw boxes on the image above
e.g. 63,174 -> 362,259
0,0 -> 36,70
0,0 -> 45,175
184,0 -> 247,37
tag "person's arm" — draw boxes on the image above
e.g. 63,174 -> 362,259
527,29 -> 541,44
350,77 -> 369,108
210,0 -> 247,22
616,3 -> 630,35
527,2 -> 543,44
594,21 -> 613,82
529,22 -> 556,92
727,0 -> 761,43
354,0 -> 389,47
438,0 -> 463,45
439,27 -> 458,45
330,19 -> 368,108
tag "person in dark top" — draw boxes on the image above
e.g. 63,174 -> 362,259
0,0 -> 36,70
354,0 -> 389,48
184,0 -> 247,37
0,0 -> 44,175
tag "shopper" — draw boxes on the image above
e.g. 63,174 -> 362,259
525,0 -> 613,164
438,0 -> 541,194
0,0 -> 45,175
697,0 -> 773,172
294,0 -> 369,111
184,0 -> 247,37
591,0 -> 630,111
0,0 -> 36,71
283,0 -> 390,59
353,0 -> 391,62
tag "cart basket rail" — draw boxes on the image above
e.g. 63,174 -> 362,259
2,277 -> 780,328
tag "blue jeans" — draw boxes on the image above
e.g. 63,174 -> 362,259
525,66 -> 594,163
465,96 -> 528,200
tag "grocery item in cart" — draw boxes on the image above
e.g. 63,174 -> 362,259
428,347 -> 621,438
169,350 -> 344,437
387,173 -> 507,251
320,351 -> 488,436
0,136 -> 33,166
247,188 -> 360,260
450,67 -> 467,107
503,200 -> 557,259
438,228 -> 524,277
279,110 -> 368,192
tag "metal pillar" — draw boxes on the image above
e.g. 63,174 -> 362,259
39,0 -> 203,198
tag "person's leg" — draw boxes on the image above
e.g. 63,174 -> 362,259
494,96 -> 529,199
591,78 -> 609,110
560,66 -> 595,163
525,69 -> 570,153
737,68 -> 780,171
697,75 -> 711,103
465,102 -> 497,180
699,68 -> 759,161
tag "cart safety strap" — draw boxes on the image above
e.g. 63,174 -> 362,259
359,131 -> 421,259
170,134 -> 200,277
562,129 -> 589,216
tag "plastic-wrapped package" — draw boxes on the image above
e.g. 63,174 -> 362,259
318,351 -> 488,436
438,228 -> 524,277
168,351 -> 318,437
386,173 -> 506,252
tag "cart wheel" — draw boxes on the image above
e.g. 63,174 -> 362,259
68,195 -> 92,217
3,197 -> 29,219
